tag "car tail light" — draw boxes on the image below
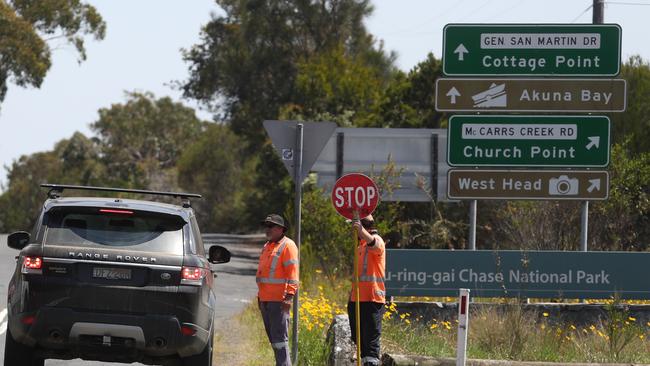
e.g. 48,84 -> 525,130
21,315 -> 36,325
180,325 -> 197,336
24,256 -> 42,269
181,266 -> 207,286
99,209 -> 134,215
22,256 -> 43,274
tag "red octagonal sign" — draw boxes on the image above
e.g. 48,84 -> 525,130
331,173 -> 379,220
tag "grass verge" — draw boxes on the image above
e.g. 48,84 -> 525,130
382,300 -> 650,364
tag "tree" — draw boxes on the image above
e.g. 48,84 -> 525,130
612,56 -> 650,154
371,53 -> 446,128
0,0 -> 105,104
287,44 -> 387,122
177,123 -> 254,232
90,92 -> 204,190
0,132 -> 103,232
182,0 -> 395,145
182,0 -> 396,222
589,144 -> 650,251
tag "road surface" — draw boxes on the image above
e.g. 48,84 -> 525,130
0,234 -> 261,365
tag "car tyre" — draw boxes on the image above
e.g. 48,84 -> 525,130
4,328 -> 44,366
180,333 -> 213,366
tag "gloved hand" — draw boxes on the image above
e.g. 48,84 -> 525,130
282,294 -> 294,312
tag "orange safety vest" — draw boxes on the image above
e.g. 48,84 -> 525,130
256,236 -> 299,301
351,234 -> 386,303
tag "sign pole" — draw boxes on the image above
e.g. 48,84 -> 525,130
353,210 -> 362,366
331,174 -> 379,366
580,201 -> 589,252
582,0 -> 600,255
291,123 -> 303,365
468,200 -> 477,250
456,288 -> 470,366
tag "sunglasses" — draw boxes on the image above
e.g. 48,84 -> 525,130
263,223 -> 278,228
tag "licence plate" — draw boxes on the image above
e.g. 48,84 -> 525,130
92,267 -> 132,280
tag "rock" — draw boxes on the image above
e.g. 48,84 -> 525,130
381,354 -> 650,366
327,314 -> 357,366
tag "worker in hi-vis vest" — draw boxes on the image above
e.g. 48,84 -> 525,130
348,214 -> 386,366
257,214 -> 299,366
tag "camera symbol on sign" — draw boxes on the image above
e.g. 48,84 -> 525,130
548,175 -> 579,195
282,148 -> 294,161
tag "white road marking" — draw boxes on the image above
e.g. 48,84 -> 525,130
0,308 -> 7,335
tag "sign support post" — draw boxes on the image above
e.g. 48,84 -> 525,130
291,124 -> 303,365
353,210 -> 361,366
582,0 -> 603,254
469,200 -> 478,250
580,201 -> 589,252
468,200 -> 477,250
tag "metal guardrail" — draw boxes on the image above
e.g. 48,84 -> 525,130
202,233 -> 266,246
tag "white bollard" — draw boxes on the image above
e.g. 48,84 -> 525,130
456,288 -> 470,366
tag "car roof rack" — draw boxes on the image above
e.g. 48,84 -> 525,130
41,183 -> 201,208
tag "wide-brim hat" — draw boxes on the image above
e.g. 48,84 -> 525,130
261,214 -> 287,229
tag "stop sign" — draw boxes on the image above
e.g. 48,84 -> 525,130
331,173 -> 379,220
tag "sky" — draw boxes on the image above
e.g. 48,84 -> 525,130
1,0 -> 649,187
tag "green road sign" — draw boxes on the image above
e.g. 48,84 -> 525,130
435,78 -> 626,112
443,24 -> 622,76
447,169 -> 609,200
386,249 -> 650,299
447,115 -> 610,167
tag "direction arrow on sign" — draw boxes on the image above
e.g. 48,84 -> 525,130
447,169 -> 609,200
446,87 -> 461,104
331,173 -> 379,220
442,24 -> 622,76
435,78 -> 627,112
454,44 -> 469,61
447,115 -> 610,167
264,120 -> 337,183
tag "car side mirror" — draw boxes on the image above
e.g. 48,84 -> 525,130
208,245 -> 231,264
8,231 -> 30,250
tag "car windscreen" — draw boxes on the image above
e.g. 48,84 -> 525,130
44,206 -> 185,255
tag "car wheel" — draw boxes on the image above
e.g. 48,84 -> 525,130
4,328 -> 43,366
180,333 -> 213,366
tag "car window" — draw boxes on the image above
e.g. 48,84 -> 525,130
190,217 -> 205,256
43,206 -> 185,255
31,211 -> 44,244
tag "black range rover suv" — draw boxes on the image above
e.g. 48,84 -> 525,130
4,184 -> 231,366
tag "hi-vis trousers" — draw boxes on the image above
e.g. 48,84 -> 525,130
260,301 -> 291,366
